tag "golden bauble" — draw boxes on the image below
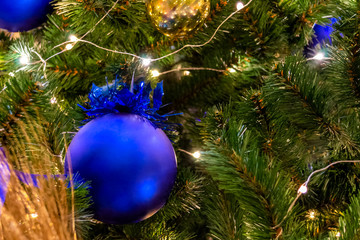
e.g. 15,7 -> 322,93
147,0 -> 210,38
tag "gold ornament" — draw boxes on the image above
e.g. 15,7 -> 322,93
147,0 -> 210,38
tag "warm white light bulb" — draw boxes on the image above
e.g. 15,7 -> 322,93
236,2 -> 244,10
151,70 -> 160,77
313,52 -> 324,60
19,55 -> 30,65
30,213 -> 38,218
69,35 -> 78,42
142,58 -> 152,66
335,232 -> 341,238
192,151 -> 201,159
309,211 -> 315,219
228,68 -> 236,73
183,71 -> 191,76
65,44 -> 74,50
298,184 -> 308,194
50,97 -> 57,104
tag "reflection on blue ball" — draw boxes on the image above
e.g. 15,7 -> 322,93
304,18 -> 338,58
0,0 -> 52,32
310,18 -> 338,48
65,113 -> 177,224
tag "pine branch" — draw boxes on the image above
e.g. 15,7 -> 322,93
0,73 -> 38,141
203,187 -> 246,240
266,56 -> 359,167
331,191 -> 360,240
198,107 -> 304,239
155,167 -> 203,221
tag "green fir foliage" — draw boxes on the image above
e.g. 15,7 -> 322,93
2,0 -> 360,239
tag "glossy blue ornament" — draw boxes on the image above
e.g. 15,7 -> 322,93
309,18 -> 338,48
0,0 -> 52,32
0,148 -> 10,212
304,18 -> 338,57
65,113 -> 177,224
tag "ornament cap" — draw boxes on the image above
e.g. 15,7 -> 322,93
79,78 -> 180,131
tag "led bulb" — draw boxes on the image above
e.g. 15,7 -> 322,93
69,35 -> 78,42
9,72 -> 15,77
151,70 -> 160,77
236,2 -> 244,10
309,210 -> 315,219
142,58 -> 152,66
335,232 -> 341,238
50,97 -> 57,104
228,68 -> 236,73
298,184 -> 308,194
192,151 -> 201,159
65,44 -> 74,50
19,55 -> 30,65
183,71 -> 191,76
313,52 -> 324,60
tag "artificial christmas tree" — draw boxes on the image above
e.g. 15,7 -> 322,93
0,0 -> 360,239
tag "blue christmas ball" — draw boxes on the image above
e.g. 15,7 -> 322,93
65,113 -> 177,224
304,18 -> 339,57
310,18 -> 338,48
0,0 -> 52,32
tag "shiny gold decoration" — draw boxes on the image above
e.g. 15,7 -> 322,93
147,0 -> 210,38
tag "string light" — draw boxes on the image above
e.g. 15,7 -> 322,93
69,35 -> 79,42
150,0 -> 254,62
178,149 -> 202,159
183,71 -> 191,76
80,0 -> 121,40
65,44 -> 74,50
236,2 -> 244,10
30,213 -> 38,218
298,184 -> 308,194
151,70 -> 160,77
192,151 -> 201,159
19,54 -> 30,65
142,58 -> 152,66
12,1 -> 355,235
158,67 -> 226,76
308,210 -> 316,220
30,0 -> 254,74
313,52 -> 325,60
50,97 -> 57,104
273,160 -> 360,230
9,72 -> 15,77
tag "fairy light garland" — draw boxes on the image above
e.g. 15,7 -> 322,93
178,149 -> 202,159
157,67 -> 227,76
273,159 -> 360,230
17,0 -> 358,218
20,1 -> 251,77
9,1 -> 360,237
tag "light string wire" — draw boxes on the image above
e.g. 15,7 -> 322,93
51,0 -> 121,50
27,0 -> 253,76
178,149 -> 360,232
79,0 -> 121,41
272,159 -> 360,230
178,149 -> 195,156
11,1 -> 358,236
150,0 -> 253,62
180,145 -> 360,231
158,67 -> 226,76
